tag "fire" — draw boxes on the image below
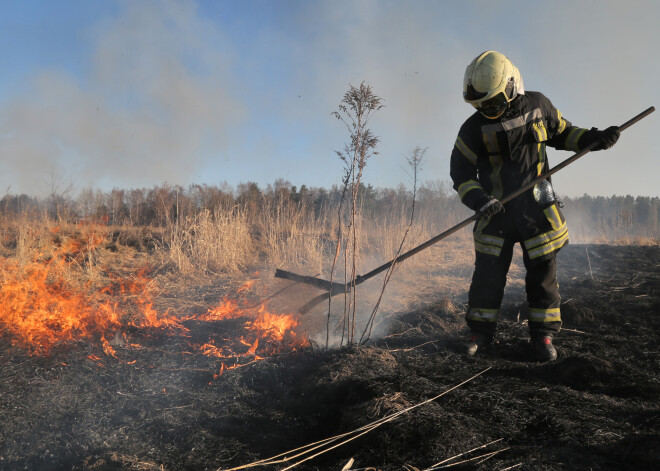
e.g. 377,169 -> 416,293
200,297 -> 244,321
0,224 -> 309,377
0,255 -> 122,353
249,309 -> 299,341
0,226 -> 185,354
196,292 -> 309,374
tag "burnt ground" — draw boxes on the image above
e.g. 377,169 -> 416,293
0,244 -> 659,471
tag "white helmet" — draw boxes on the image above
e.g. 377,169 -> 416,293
463,51 -> 524,119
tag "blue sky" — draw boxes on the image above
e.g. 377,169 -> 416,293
1,0 -> 658,197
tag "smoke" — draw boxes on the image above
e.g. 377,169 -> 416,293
0,0 -> 244,194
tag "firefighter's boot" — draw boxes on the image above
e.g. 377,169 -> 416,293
532,336 -> 557,362
463,334 -> 493,356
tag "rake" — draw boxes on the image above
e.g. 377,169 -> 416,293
275,106 -> 655,314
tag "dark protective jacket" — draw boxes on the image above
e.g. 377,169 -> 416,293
450,91 -> 590,261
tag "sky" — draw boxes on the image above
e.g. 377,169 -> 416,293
0,0 -> 658,198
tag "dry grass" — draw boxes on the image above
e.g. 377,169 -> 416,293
163,207 -> 258,275
1,219 -> 101,280
156,199 -> 471,283
1,200 -> 654,323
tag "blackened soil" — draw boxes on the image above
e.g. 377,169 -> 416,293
0,244 -> 658,470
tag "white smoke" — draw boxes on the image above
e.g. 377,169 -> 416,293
0,0 -> 244,194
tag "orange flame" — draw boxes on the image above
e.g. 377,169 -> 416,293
0,224 -> 309,377
0,226 -> 185,354
0,255 -> 122,353
249,310 -> 299,342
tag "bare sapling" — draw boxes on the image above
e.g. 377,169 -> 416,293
359,146 -> 426,345
47,169 -> 75,223
327,167 -> 350,348
331,82 -> 384,346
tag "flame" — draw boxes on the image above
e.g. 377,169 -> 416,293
0,225 -> 185,354
200,297 -> 244,321
0,255 -> 122,353
195,285 -> 309,375
249,310 -> 299,341
0,224 -> 309,377
246,337 -> 259,355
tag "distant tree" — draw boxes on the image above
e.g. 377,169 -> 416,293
148,184 -> 177,227
46,170 -> 75,222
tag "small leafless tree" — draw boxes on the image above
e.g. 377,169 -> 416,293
46,169 -> 75,222
331,82 -> 384,346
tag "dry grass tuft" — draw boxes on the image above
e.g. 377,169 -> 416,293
163,208 -> 258,275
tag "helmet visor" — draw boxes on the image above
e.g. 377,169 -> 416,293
463,83 -> 488,101
475,92 -> 510,119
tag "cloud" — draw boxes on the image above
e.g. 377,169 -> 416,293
0,0 -> 244,194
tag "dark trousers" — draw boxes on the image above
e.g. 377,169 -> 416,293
466,239 -> 562,338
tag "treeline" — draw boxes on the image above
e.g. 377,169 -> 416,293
561,194 -> 660,242
1,181 -> 658,242
0,179 -> 466,228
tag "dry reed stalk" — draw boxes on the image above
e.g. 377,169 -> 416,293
585,245 -> 594,280
341,458 -> 355,471
218,367 -> 491,471
421,438 -> 504,470
427,448 -> 509,469
499,463 -> 523,470
328,176 -> 350,347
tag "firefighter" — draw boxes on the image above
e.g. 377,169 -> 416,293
451,51 -> 620,361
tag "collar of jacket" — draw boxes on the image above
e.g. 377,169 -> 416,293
501,94 -> 525,119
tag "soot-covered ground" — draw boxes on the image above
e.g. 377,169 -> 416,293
0,244 -> 658,470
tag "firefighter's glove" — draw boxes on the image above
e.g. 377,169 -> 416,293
477,196 -> 504,218
589,126 -> 621,151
